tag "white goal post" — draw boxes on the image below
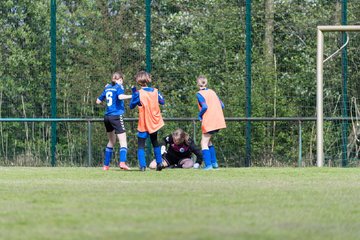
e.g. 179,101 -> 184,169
316,25 -> 360,167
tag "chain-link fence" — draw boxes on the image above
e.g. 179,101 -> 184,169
0,1 -> 359,167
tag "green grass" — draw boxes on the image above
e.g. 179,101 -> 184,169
0,167 -> 359,240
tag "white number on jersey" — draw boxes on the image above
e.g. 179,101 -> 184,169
106,92 -> 113,106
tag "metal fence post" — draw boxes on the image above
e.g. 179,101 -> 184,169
145,0 -> 152,164
341,0 -> 348,167
50,0 -> 57,167
298,120 -> 302,167
245,0 -> 252,167
192,120 -> 196,144
87,121 -> 92,167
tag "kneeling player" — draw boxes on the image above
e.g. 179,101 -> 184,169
149,128 -> 203,169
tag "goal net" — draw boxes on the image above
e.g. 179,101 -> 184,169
317,26 -> 360,167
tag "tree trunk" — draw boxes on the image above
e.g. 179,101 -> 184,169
265,0 -> 275,164
334,0 -> 341,25
21,95 -> 29,142
264,0 -> 274,66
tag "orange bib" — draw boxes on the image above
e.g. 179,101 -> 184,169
137,88 -> 164,133
198,89 -> 226,133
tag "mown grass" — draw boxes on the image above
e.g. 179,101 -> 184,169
0,167 -> 359,240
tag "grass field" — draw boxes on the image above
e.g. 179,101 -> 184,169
0,167 -> 359,240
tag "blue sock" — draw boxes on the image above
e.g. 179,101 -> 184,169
120,147 -> 127,163
138,148 -> 146,168
202,149 -> 211,167
104,147 -> 113,166
209,145 -> 217,164
154,146 -> 162,164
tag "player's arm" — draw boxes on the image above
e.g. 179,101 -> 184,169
158,90 -> 165,105
189,139 -> 203,165
118,94 -> 132,100
162,135 -> 172,148
129,86 -> 140,109
218,96 -> 225,109
160,135 -> 171,155
96,90 -> 106,104
196,93 -> 208,121
117,85 -> 132,100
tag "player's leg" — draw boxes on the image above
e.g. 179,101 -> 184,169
103,131 -> 116,170
179,158 -> 194,169
117,132 -> 130,170
201,133 -> 213,170
137,132 -> 148,171
103,116 -> 116,170
115,115 -> 130,170
149,160 -> 157,169
149,158 -> 168,169
149,131 -> 164,171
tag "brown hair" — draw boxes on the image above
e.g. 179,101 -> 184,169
172,128 -> 190,145
196,75 -> 207,88
113,71 -> 124,80
135,71 -> 151,87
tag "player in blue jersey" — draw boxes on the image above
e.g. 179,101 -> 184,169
96,72 -> 132,171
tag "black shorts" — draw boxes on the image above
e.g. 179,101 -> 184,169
162,154 -> 189,166
207,129 -> 220,134
104,115 -> 125,134
162,155 -> 192,168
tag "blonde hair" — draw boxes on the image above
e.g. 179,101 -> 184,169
172,128 -> 190,145
135,71 -> 151,87
197,75 -> 208,88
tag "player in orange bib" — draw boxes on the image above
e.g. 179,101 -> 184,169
196,75 -> 226,170
129,71 -> 165,171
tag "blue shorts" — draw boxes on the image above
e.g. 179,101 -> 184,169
137,131 -> 149,139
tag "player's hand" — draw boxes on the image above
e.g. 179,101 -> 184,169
131,86 -> 137,93
161,145 -> 167,155
193,163 -> 200,169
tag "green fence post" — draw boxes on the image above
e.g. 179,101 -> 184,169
87,121 -> 92,167
145,0 -> 152,165
298,121 -> 302,167
192,120 -> 196,144
145,0 -> 152,73
50,0 -> 57,167
245,0 -> 252,167
341,0 -> 348,167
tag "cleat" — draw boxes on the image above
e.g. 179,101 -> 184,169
139,166 -> 146,171
203,165 -> 213,170
119,162 -> 131,171
103,165 -> 110,171
212,162 -> 219,169
156,163 -> 164,171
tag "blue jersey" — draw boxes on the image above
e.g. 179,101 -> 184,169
97,83 -> 125,116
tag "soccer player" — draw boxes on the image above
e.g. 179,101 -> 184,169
96,72 -> 132,171
196,75 -> 226,170
129,71 -> 165,171
148,128 -> 203,169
